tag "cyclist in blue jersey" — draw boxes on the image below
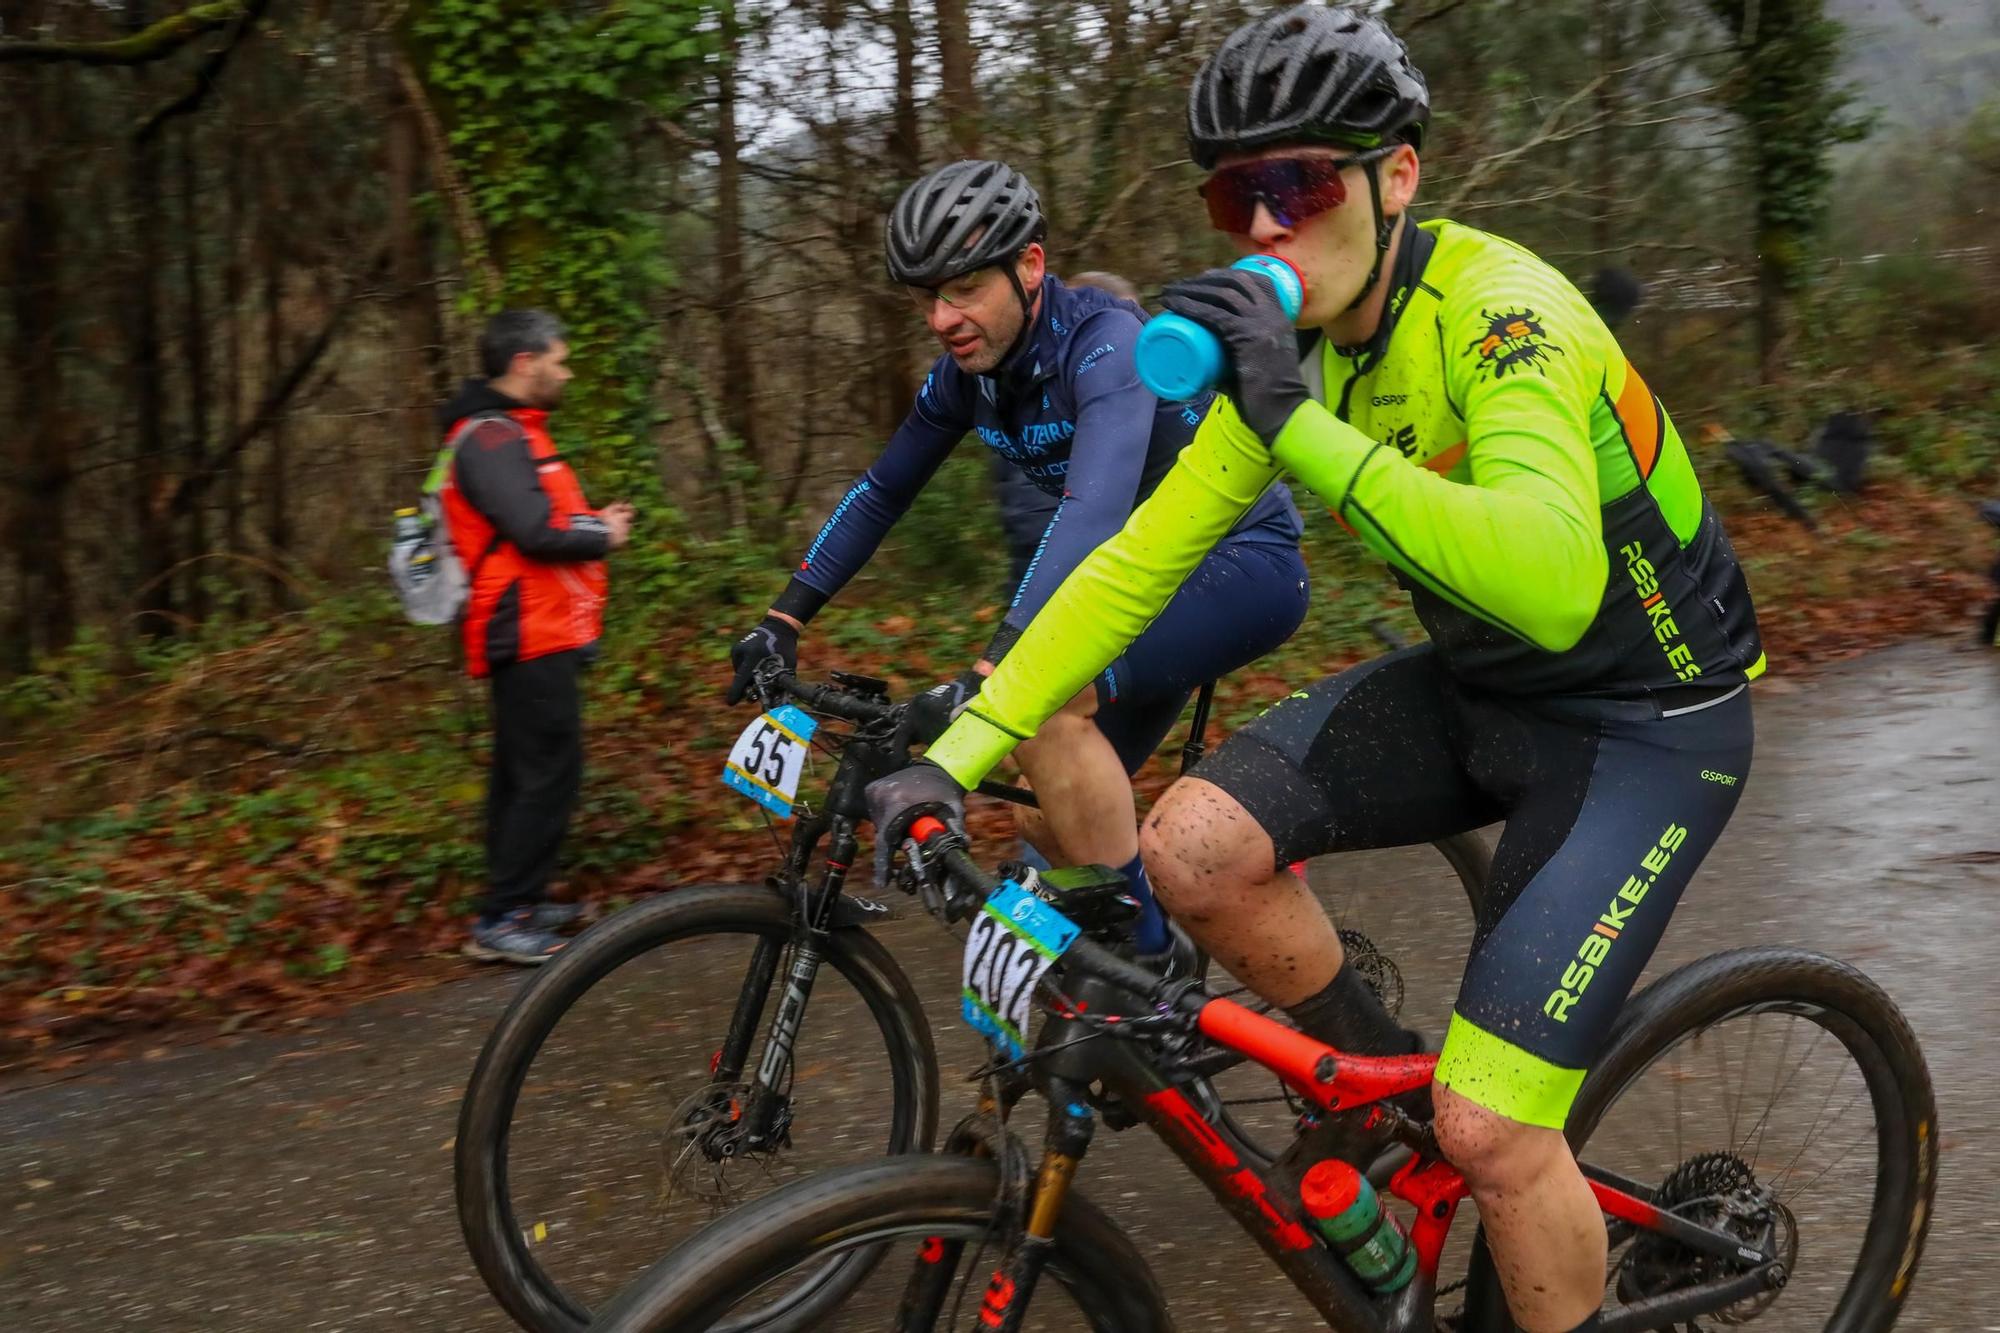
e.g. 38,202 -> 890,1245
727,160 -> 1308,938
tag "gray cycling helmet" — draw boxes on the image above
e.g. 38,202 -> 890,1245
1187,5 -> 1429,170
886,160 -> 1047,287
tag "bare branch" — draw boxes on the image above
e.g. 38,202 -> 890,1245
132,0 -> 275,142
0,1 -> 253,65
1441,76 -> 1612,212
1073,160 -> 1189,254
1401,0 -> 1479,32
167,294 -> 357,517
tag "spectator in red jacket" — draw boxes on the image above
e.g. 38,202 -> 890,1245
439,310 -> 633,963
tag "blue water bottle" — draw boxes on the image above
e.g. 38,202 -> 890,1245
1137,254 -> 1306,401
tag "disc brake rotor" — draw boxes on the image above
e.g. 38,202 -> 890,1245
1338,928 -> 1405,1018
657,1083 -> 792,1209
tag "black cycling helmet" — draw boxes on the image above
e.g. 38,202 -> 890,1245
1186,5 -> 1429,171
885,160 -> 1047,288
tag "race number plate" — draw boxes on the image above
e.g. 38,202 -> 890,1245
721,705 -> 818,819
961,881 -> 1079,1061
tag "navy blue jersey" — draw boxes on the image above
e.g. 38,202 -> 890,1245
792,275 -> 1303,636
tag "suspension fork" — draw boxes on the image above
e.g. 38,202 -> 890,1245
708,813 -> 831,1086
734,820 -> 861,1146
978,1082 -> 1095,1333
899,1084 -> 1097,1332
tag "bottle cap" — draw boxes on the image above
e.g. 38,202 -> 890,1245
1300,1158 -> 1364,1218
1234,253 -> 1307,320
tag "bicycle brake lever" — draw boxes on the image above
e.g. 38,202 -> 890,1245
900,836 -> 952,920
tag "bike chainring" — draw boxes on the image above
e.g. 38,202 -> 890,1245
1615,1150 -> 1795,1327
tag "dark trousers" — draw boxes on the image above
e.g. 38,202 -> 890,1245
481,649 -> 583,919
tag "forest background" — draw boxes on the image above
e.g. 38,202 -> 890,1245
1,0 -> 1996,1063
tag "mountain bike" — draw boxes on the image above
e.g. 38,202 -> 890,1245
457,662 -> 1492,1333
586,817 -> 1938,1333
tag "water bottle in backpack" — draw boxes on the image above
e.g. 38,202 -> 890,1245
392,509 -> 433,585
388,414 -> 497,625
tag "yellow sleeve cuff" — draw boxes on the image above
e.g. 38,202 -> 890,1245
926,707 -> 1024,790
1269,400 -> 1381,511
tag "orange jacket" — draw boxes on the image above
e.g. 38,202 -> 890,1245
436,380 -> 609,677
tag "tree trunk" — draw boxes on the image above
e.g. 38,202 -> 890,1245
1592,0 -> 1621,258
713,7 -> 759,463
868,0 -> 922,435
263,220 -> 291,608
385,47 -> 442,476
1754,237 -> 1792,386
5,19 -> 78,670
936,0 -> 980,156
888,0 -> 918,177
126,0 -> 178,639
224,105 -> 245,560
1032,10 -> 1058,209
180,117 -> 211,622
1083,0 -> 1132,244
821,27 -> 908,442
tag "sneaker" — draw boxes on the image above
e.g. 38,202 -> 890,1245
464,909 -> 567,965
528,900 -> 591,932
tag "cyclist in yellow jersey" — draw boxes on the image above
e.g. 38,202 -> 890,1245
866,8 -> 1762,1330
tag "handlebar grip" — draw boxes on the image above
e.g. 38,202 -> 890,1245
909,815 -> 950,843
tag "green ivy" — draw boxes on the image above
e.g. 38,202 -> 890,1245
412,0 -> 720,541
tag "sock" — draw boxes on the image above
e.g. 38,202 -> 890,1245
1288,966 -> 1431,1122
1285,964 -> 1422,1059
1121,852 -> 1171,955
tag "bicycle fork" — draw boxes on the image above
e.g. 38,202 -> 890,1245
898,1083 -> 1096,1332
712,828 -> 859,1150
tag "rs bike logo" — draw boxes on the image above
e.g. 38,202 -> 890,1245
1545,823 -> 1689,1023
1465,307 -> 1564,380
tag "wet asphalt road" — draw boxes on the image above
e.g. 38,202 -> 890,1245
2,640 -> 1997,1332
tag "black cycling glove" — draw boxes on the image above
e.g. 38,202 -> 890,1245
865,760 -> 968,889
726,616 -> 799,705
900,670 -> 983,749
1159,267 -> 1310,444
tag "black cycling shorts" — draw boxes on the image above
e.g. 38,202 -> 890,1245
1189,644 -> 1754,1127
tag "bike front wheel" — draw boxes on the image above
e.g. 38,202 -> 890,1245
456,884 -> 940,1333
584,1154 -> 1171,1333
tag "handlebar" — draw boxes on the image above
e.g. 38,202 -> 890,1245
904,816 -> 1196,1014
755,662 -> 897,725
754,666 -> 1039,808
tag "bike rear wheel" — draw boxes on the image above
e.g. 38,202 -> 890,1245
583,1155 -> 1170,1333
1457,945 -> 1938,1332
456,885 -> 940,1333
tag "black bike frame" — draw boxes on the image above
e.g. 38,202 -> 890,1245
714,674 -> 1220,1146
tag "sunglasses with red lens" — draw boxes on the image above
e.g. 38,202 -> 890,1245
1197,148 -> 1395,234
